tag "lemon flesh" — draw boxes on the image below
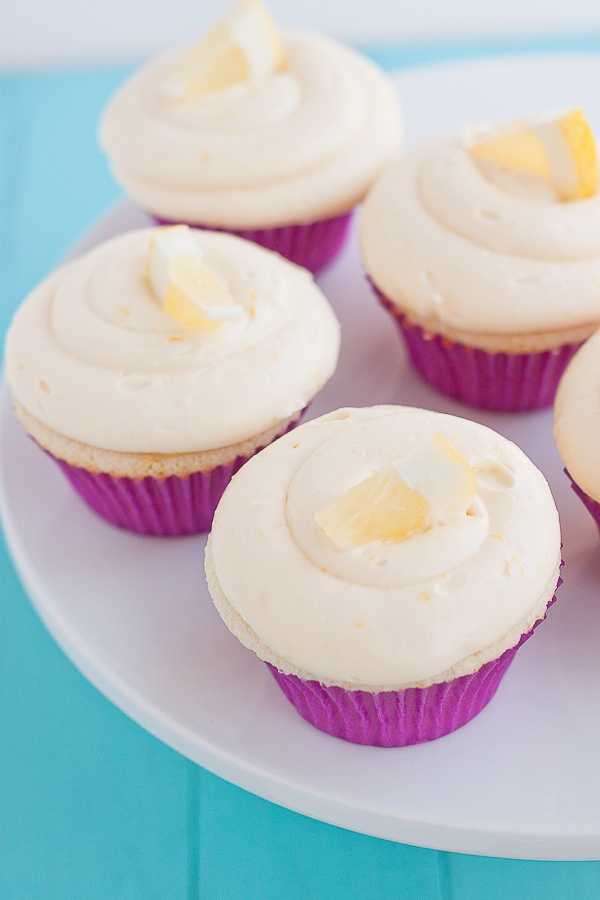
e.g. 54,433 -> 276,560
315,434 -> 476,551
315,470 -> 429,551
163,0 -> 286,102
470,108 -> 598,201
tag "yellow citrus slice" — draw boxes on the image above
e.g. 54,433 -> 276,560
163,0 -> 285,102
393,433 -> 476,522
146,225 -> 244,328
469,109 -> 597,201
315,434 -> 476,550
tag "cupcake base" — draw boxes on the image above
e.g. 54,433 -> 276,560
151,213 -> 353,274
377,292 -> 581,412
37,414 -> 303,537
54,453 -> 253,536
267,589 -> 559,747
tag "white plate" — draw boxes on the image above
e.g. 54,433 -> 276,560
3,56 -> 600,861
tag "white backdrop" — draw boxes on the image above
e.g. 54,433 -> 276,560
2,0 -> 600,70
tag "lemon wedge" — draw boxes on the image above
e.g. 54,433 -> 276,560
163,0 -> 285,102
469,109 -> 598,201
146,225 -> 244,328
315,434 -> 476,551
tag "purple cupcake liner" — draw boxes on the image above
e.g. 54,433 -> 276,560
45,416 -> 302,537
565,470 -> 600,536
375,289 -> 582,411
267,578 -> 561,747
54,455 -> 247,536
151,212 -> 353,274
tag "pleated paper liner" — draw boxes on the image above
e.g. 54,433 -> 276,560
375,289 -> 581,412
267,582 -> 561,747
151,212 -> 353,274
566,471 -> 600,536
43,415 -> 303,536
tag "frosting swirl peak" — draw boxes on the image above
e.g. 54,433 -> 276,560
100,33 -> 402,227
207,406 -> 561,689
360,135 -> 600,336
5,228 -> 340,453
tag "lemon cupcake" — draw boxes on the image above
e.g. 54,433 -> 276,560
4,226 -> 340,535
360,110 -> 600,410
554,328 -> 600,532
205,406 -> 562,746
99,0 -> 402,273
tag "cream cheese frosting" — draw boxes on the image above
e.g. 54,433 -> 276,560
360,134 -> 600,336
5,228 -> 340,454
99,32 -> 402,227
206,406 -> 561,689
554,328 -> 600,500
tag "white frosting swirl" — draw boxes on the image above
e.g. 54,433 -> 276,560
554,328 -> 600,500
5,228 -> 340,454
208,406 -> 561,688
360,135 -> 600,335
99,33 -> 402,227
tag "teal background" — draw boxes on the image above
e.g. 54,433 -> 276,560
2,42 -> 600,898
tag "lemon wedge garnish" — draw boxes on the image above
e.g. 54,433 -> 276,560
315,434 -> 476,551
163,0 -> 285,102
146,225 -> 244,328
469,109 -> 598,201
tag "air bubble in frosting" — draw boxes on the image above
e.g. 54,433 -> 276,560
116,375 -> 156,392
508,273 -> 544,287
434,569 -> 469,594
475,208 -> 504,222
473,459 -> 516,490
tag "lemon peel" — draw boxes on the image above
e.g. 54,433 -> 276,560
146,225 -> 244,328
468,108 -> 598,201
315,433 -> 476,550
163,0 -> 285,102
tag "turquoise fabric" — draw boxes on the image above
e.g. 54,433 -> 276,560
2,44 -> 600,898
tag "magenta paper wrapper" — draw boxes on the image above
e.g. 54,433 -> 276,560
53,456 -> 246,536
267,582 -> 561,747
44,416 -> 302,537
151,212 -> 352,274
565,470 -> 600,536
375,290 -> 581,411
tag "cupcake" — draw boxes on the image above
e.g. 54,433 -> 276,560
554,327 -> 600,533
4,225 -> 340,535
205,405 -> 562,746
360,109 -> 600,410
99,0 -> 402,274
